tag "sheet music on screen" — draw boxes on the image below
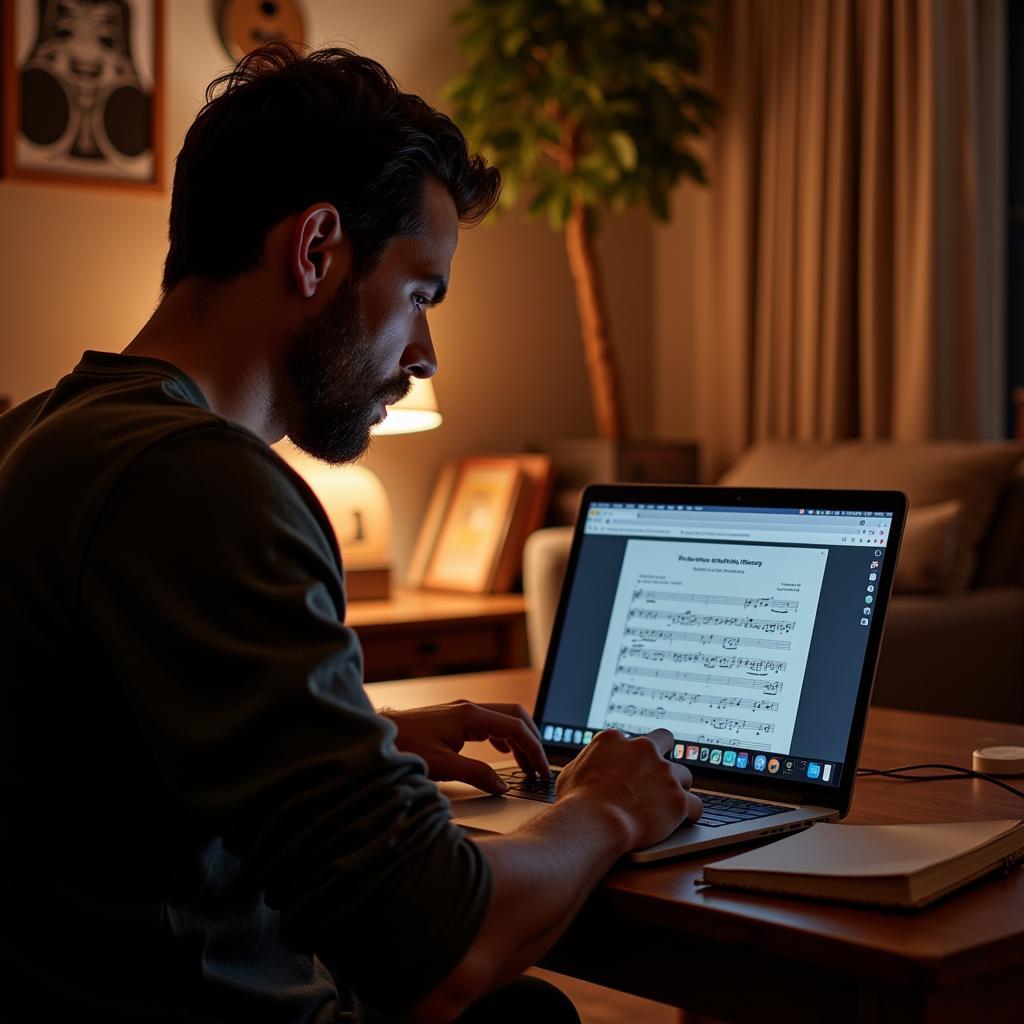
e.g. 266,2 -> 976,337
540,501 -> 895,789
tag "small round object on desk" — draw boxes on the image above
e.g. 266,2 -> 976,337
972,746 -> 1024,776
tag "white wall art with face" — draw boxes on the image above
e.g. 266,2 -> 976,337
4,0 -> 162,187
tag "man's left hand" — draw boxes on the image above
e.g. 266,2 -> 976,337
381,700 -> 549,795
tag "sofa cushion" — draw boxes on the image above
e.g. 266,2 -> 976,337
975,459 -> 1024,587
893,500 -> 961,593
872,586 -> 1024,722
720,442 -> 1024,589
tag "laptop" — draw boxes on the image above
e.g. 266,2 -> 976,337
445,483 -> 907,863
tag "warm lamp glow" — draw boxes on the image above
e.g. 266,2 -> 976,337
374,376 -> 442,436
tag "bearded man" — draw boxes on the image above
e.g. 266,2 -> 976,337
0,45 -> 701,1023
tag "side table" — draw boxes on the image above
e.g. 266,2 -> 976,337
346,590 -> 529,682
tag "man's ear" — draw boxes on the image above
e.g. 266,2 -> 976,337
291,204 -> 350,299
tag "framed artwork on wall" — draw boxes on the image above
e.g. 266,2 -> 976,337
1,0 -> 164,189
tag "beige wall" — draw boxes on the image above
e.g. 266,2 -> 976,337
0,0 -> 654,575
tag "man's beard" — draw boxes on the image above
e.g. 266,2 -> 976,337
284,278 -> 410,464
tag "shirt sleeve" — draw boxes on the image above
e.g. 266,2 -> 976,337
77,425 -> 490,1013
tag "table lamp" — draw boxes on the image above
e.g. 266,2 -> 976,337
374,375 -> 442,436
278,376 -> 442,600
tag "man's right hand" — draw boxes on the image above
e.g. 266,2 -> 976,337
411,726 -> 703,1021
554,727 -> 703,850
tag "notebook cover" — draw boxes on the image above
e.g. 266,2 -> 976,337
700,819 -> 1024,908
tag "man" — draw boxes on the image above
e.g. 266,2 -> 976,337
0,45 -> 702,1022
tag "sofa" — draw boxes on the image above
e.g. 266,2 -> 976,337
523,442 -> 1024,723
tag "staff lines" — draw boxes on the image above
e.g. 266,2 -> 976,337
619,646 -> 788,675
628,608 -> 796,634
614,665 -> 782,694
610,681 -> 780,713
633,588 -> 799,613
605,702 -> 777,738
624,626 -> 791,651
603,721 -> 773,752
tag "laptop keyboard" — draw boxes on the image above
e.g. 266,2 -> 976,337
495,768 -> 789,827
497,766 -> 561,801
693,792 -> 788,827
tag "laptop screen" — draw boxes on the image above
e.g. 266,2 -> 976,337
535,487 -> 905,798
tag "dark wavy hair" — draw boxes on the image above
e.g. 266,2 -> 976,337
162,44 -> 500,292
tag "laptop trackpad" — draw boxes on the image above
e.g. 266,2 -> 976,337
441,782 -> 548,833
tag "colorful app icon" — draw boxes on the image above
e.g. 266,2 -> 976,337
573,729 -> 583,744
767,757 -> 781,774
860,618 -> 870,626
542,724 -> 554,741
807,762 -> 822,779
710,749 -> 723,765
823,764 -> 833,782
736,752 -> 749,769
583,731 -> 593,744
753,754 -> 767,772
553,726 -> 564,742
869,572 -> 877,581
685,744 -> 700,760
865,595 -> 874,604
673,743 -> 686,760
700,747 -> 711,762
723,750 -> 737,767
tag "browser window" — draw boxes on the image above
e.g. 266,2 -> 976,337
538,502 -> 896,791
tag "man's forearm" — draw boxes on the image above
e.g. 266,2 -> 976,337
410,793 -> 633,1022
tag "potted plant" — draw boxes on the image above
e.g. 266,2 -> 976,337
446,0 -> 715,461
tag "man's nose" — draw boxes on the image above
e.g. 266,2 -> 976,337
402,324 -> 437,379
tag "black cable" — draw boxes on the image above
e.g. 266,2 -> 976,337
857,763 -> 1024,800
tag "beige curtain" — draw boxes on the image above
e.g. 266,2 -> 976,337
689,0 -> 986,481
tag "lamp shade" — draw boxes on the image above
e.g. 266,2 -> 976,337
373,376 -> 442,436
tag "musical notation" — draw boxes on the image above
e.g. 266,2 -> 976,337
613,665 -> 782,695
590,540 -> 829,759
601,722 -> 773,752
605,702 -> 777,737
623,627 -> 791,651
610,680 -> 780,712
619,646 -> 787,675
692,734 -> 773,752
633,589 -> 799,613
627,608 -> 796,634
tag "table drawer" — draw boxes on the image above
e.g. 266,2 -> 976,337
358,623 -> 512,681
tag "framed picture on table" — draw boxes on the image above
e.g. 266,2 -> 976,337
421,457 -> 525,594
411,454 -> 554,594
1,0 -> 164,189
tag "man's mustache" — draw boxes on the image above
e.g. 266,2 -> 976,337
380,375 -> 412,406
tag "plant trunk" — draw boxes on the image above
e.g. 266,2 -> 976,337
564,201 -> 627,440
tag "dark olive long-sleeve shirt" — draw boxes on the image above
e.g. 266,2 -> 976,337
0,351 -> 489,1022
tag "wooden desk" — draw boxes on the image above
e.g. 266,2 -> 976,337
365,670 -> 1024,1023
346,590 -> 528,681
